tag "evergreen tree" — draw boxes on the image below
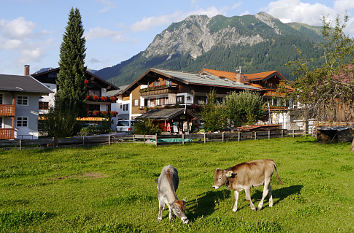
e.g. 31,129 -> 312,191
57,8 -> 87,116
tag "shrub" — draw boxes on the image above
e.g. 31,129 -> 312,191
133,118 -> 161,135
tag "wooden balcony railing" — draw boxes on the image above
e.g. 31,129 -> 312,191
0,128 -> 15,140
140,85 -> 178,96
0,104 -> 15,116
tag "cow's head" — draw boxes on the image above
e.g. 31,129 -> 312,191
171,199 -> 188,224
213,169 -> 235,189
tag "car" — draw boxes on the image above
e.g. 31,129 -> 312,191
116,120 -> 135,132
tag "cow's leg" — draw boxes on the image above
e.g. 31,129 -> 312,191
158,200 -> 164,221
258,178 -> 270,210
232,190 -> 239,212
268,184 -> 273,207
245,188 -> 256,210
169,207 -> 175,221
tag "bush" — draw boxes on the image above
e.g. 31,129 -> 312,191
133,118 -> 161,135
201,90 -> 227,132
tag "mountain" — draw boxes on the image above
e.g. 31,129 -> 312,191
96,12 -> 324,86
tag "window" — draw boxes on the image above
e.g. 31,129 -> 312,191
197,96 -> 207,105
134,99 -> 139,106
16,117 -> 28,127
154,81 -> 160,87
166,80 -> 172,87
176,96 -> 184,104
0,94 -> 3,104
39,102 -> 49,110
123,104 -> 128,111
17,96 -> 28,105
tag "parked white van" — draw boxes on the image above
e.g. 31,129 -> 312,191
116,120 -> 135,132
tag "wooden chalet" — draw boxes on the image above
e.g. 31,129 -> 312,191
32,68 -> 119,122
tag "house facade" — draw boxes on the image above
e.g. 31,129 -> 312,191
31,67 -> 119,125
0,73 -> 52,140
117,68 -> 260,133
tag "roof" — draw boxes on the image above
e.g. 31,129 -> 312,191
137,108 -> 197,121
121,68 -> 260,96
32,68 -> 119,91
200,68 -> 287,82
0,74 -> 52,94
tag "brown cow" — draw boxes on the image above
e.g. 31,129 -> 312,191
213,159 -> 282,211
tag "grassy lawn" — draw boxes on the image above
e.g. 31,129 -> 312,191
0,137 -> 353,232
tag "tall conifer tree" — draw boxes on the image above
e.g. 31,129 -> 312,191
57,8 -> 87,116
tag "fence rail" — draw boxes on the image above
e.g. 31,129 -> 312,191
0,129 -> 305,150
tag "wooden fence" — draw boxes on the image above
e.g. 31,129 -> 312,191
0,129 -> 304,150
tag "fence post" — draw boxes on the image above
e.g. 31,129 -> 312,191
133,134 -> 135,142
293,129 -> 295,138
203,133 -> 206,144
238,131 -> 240,142
268,130 -> 270,139
281,129 -> 284,137
254,131 -> 257,140
108,135 -> 111,145
19,140 -> 22,151
143,134 -> 146,143
222,132 -> 224,142
182,133 -> 185,145
82,136 -> 85,146
52,137 -> 55,149
155,134 -> 158,146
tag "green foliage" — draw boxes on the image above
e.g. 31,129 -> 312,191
133,118 -> 161,135
57,8 -> 87,119
225,91 -> 265,127
79,123 -> 111,136
288,15 -> 354,122
41,105 -> 79,138
201,90 -> 227,132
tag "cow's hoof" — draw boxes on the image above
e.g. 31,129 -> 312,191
251,207 -> 256,211
232,208 -> 238,212
158,217 -> 162,221
257,207 -> 262,211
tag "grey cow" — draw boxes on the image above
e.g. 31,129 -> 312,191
156,165 -> 188,224
213,159 -> 283,212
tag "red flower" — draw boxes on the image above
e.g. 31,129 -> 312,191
93,96 -> 99,101
84,80 -> 89,84
110,111 -> 117,116
93,110 -> 99,115
101,111 -> 108,115
110,96 -> 117,101
100,96 -> 107,101
86,95 -> 90,100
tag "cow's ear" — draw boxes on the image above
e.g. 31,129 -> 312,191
226,171 -> 233,178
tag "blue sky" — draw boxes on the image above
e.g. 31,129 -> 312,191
0,0 -> 353,75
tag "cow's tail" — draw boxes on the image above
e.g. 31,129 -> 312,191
273,162 -> 283,185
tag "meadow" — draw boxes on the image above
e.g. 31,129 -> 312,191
0,137 -> 353,232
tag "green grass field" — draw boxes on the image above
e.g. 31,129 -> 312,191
0,137 -> 353,232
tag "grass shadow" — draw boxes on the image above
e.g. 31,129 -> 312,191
186,189 -> 230,221
252,185 -> 303,207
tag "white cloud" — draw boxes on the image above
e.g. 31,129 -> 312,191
265,0 -> 354,25
0,17 -> 35,39
131,6 -> 226,32
19,48 -> 42,64
98,0 -> 115,13
232,2 -> 242,10
0,39 -> 22,49
85,27 -> 125,41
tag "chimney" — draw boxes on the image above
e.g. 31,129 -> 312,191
24,65 -> 30,76
235,66 -> 242,83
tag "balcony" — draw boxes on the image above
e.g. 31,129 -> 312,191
0,128 -> 15,140
86,96 -> 117,103
0,104 -> 15,116
140,85 -> 178,96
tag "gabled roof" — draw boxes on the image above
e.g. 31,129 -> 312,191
121,68 -> 260,96
200,68 -> 287,82
32,67 -> 119,91
0,74 -> 52,94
